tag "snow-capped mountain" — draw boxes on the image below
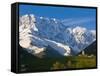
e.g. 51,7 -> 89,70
19,14 -> 96,56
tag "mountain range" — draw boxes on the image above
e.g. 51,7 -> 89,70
19,14 -> 96,57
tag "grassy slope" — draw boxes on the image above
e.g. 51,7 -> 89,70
19,46 -> 96,72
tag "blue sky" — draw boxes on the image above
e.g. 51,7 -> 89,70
19,4 -> 96,30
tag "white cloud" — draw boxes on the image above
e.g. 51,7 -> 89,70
62,17 -> 95,26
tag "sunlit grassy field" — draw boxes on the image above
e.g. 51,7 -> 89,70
19,49 -> 96,72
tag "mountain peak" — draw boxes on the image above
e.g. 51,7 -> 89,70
19,14 -> 96,57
